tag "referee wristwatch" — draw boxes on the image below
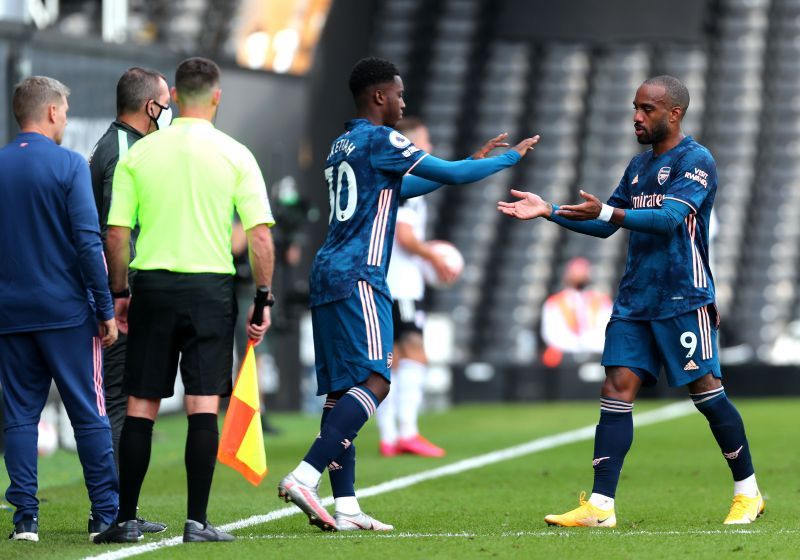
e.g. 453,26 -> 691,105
111,287 -> 131,299
256,286 -> 275,307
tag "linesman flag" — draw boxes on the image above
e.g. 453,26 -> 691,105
218,288 -> 270,485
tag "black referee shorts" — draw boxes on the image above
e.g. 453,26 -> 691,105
125,270 -> 237,399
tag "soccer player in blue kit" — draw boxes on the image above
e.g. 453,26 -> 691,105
278,57 -> 539,531
498,75 -> 763,527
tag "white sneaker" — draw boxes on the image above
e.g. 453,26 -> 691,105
278,473 -> 336,531
335,511 -> 394,531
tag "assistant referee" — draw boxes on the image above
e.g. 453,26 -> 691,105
94,57 -> 276,544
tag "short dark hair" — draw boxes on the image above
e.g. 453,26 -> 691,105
175,57 -> 220,100
348,57 -> 400,99
643,75 -> 690,115
116,67 -> 167,116
13,76 -> 70,126
395,116 -> 425,135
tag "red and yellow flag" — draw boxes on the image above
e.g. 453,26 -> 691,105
218,341 -> 267,485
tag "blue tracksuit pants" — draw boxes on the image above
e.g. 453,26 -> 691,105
0,315 -> 118,524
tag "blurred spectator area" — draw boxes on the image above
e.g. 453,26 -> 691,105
373,0 -> 797,364
50,0 -> 331,73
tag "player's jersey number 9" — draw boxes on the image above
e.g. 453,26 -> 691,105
325,161 -> 357,223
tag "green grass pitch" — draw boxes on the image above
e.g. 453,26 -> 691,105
1,399 -> 798,559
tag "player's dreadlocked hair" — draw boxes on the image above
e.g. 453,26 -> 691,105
348,57 -> 400,99
643,75 -> 690,116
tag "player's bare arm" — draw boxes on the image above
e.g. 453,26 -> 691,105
497,189 -> 553,220
395,221 -> 455,283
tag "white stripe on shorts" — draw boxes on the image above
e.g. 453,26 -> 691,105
358,280 -> 382,360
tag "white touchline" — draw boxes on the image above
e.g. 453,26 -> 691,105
84,401 -> 695,560
238,528 -> 799,540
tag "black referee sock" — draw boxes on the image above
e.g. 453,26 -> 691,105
118,416 -> 154,522
185,413 -> 219,524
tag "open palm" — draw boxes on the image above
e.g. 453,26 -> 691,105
497,189 -> 550,220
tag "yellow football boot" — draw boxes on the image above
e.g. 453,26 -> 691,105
723,492 -> 765,524
544,492 -> 616,528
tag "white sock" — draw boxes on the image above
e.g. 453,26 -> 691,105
375,384 -> 398,444
733,473 -> 759,498
396,359 -> 426,439
292,460 -> 322,487
589,493 -> 615,510
334,496 -> 360,515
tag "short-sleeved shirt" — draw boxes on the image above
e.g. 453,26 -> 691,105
386,197 -> 427,301
607,136 -> 717,320
310,119 -> 427,307
0,132 -> 113,333
107,117 -> 274,274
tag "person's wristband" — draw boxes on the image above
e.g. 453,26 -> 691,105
256,286 -> 275,307
111,287 -> 130,299
598,204 -> 614,222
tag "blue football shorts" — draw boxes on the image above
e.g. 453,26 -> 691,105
601,304 -> 722,387
311,280 -> 394,395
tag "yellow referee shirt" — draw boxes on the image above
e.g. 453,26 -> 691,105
108,117 -> 274,274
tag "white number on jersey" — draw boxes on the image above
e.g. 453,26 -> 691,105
325,161 -> 358,223
680,331 -> 697,358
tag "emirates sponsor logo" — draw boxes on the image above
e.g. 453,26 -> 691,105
723,445 -> 743,460
631,192 -> 664,209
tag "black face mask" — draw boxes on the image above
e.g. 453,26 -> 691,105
148,100 -> 172,130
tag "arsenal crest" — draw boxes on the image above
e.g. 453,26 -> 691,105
657,166 -> 671,185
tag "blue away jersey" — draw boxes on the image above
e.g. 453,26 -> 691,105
310,119 -> 427,307
608,136 -> 717,320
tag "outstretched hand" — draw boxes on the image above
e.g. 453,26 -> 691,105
471,132 -> 510,159
555,190 -> 603,221
511,135 -> 541,158
497,189 -> 551,220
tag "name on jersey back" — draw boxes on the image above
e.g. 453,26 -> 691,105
328,138 -> 357,159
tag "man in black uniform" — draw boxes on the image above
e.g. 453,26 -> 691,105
88,66 -> 171,535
